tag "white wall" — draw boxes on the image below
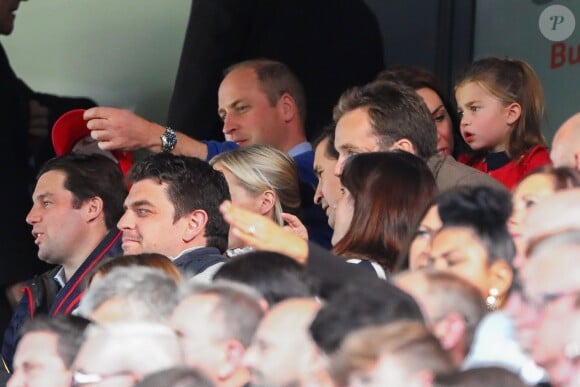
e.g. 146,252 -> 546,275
1,0 -> 190,123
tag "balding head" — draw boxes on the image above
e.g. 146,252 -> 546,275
551,113 -> 580,170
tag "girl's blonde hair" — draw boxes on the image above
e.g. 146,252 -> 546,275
456,57 -> 546,159
210,145 -> 301,225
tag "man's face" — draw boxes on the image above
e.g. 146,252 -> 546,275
243,299 -> 320,387
8,331 -> 71,387
519,247 -> 579,382
313,138 -> 342,228
0,0 -> 21,35
26,170 -> 88,265
117,179 -> 190,257
334,107 -> 382,175
218,67 -> 286,149
170,295 -> 227,382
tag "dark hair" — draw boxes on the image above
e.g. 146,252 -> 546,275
134,366 -> 215,387
128,153 -> 230,252
38,153 -> 127,229
437,186 -> 515,265
312,123 -> 339,160
20,315 -> 91,368
377,65 -> 469,157
214,251 -> 318,305
456,57 -> 546,159
225,59 -> 307,127
309,279 -> 424,354
333,152 -> 437,271
333,80 -> 438,159
433,367 -> 526,387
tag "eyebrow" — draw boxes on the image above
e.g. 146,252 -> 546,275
218,99 -> 244,115
430,104 -> 445,115
124,200 -> 154,210
33,192 -> 53,201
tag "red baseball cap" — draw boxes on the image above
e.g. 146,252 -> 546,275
51,109 -> 133,175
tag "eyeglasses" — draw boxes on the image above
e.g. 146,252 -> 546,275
71,369 -> 137,386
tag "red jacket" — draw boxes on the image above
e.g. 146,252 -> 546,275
458,145 -> 552,190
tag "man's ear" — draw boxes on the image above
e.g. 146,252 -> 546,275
278,93 -> 298,123
391,138 -> 416,155
182,209 -> 208,243
217,339 -> 246,380
432,312 -> 466,351
574,151 -> 580,172
83,196 -> 104,223
505,102 -> 522,125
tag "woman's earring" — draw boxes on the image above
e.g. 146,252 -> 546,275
486,287 -> 500,311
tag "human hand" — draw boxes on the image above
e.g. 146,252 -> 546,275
220,200 -> 309,264
84,107 -> 164,152
282,212 -> 308,241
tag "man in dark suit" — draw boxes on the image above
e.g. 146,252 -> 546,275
167,0 -> 385,141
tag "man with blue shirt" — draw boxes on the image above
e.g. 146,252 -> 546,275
85,60 -> 331,246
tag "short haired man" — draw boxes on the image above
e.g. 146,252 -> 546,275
244,297 -> 333,387
550,112 -> 580,170
72,321 -> 183,387
394,270 -> 487,367
515,231 -> 580,387
169,281 -> 264,387
2,153 -> 127,369
330,321 -> 455,386
118,153 -> 229,279
77,266 -> 180,323
8,315 -> 90,387
332,81 -> 504,192
85,59 -> 332,247
312,126 -> 342,228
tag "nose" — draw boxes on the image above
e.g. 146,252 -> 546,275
242,344 -> 259,370
222,114 -> 237,135
25,204 -> 41,226
116,210 -> 133,231
313,181 -> 324,205
7,368 -> 23,387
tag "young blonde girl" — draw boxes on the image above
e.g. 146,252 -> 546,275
455,57 -> 551,189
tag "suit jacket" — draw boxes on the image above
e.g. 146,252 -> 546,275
167,0 -> 385,141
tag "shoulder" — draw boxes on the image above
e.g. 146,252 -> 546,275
428,154 -> 504,192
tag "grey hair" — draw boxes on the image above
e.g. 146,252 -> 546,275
77,266 -> 180,322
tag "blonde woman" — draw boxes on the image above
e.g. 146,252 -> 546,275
210,145 -> 302,255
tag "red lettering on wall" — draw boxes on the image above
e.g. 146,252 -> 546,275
551,43 -> 566,69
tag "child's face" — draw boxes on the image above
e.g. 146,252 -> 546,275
456,82 -> 514,153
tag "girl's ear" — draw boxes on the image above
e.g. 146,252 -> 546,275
505,102 -> 522,125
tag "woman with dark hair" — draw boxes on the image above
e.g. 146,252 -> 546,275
332,151 -> 437,274
377,65 -> 469,158
428,186 -> 515,310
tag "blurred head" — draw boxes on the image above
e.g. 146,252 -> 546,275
377,66 -> 461,157
90,253 -> 182,285
119,153 -> 230,256
244,298 -> 324,387
214,251 -> 317,306
330,322 -> 455,387
433,367 -> 527,387
8,316 -> 90,387
72,322 -> 182,387
509,166 -> 580,268
210,145 -> 300,249
394,270 -> 487,366
333,81 -> 438,175
310,279 -> 424,355
515,231 -> 580,386
551,113 -> 580,170
0,0 -> 23,35
133,367 -> 215,387
429,186 -> 515,308
169,281 -> 264,386
312,126 -> 341,228
218,60 -> 306,152
332,152 -> 437,272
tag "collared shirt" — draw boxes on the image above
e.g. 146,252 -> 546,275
53,267 -> 66,289
287,141 -> 312,158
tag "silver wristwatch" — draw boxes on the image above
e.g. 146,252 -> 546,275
160,127 -> 177,153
